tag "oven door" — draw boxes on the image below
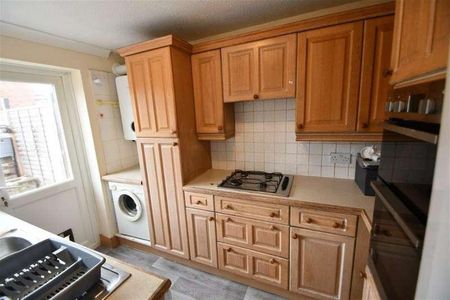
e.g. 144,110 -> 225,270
370,181 -> 426,300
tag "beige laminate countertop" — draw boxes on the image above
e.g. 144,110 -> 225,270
0,211 -> 170,299
102,166 -> 142,185
184,169 -> 375,220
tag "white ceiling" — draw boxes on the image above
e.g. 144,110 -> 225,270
1,0 -> 364,56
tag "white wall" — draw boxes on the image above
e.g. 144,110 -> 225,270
415,49 -> 450,300
89,70 -> 138,173
0,35 -> 123,238
211,99 -> 379,178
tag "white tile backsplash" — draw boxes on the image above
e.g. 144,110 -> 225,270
90,70 -> 138,173
210,99 -> 380,179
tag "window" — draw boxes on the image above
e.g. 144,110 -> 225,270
0,80 -> 72,197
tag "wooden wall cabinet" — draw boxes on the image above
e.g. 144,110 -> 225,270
191,50 -> 235,140
221,34 -> 296,102
296,17 -> 394,141
126,48 -> 177,138
296,22 -> 363,134
358,16 -> 394,133
290,227 -> 355,300
186,208 -> 217,267
390,0 -> 449,85
138,138 -> 189,259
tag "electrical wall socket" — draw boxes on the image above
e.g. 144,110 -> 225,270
330,152 -> 351,165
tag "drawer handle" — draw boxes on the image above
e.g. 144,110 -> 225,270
218,125 -> 223,131
226,247 -> 232,252
269,258 -> 276,264
269,225 -> 277,231
172,142 -> 178,146
253,94 -> 259,100
196,200 -> 202,205
208,217 -> 214,221
359,271 -> 367,279
305,217 -> 313,224
226,217 -> 232,222
333,222 -> 341,229
292,233 -> 298,239
270,212 -> 278,218
225,204 -> 233,210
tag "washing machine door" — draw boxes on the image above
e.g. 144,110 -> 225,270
117,191 -> 143,222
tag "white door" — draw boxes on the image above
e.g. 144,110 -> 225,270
0,64 -> 98,247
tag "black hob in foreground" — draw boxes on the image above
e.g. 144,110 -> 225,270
218,170 -> 293,197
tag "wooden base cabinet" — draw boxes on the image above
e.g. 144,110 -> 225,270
289,227 -> 355,300
138,138 -> 189,259
186,208 -> 217,267
218,243 -> 289,289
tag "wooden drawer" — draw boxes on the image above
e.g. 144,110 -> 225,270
214,196 -> 289,224
217,242 -> 289,289
291,208 -> 357,237
216,214 -> 289,258
184,192 -> 214,211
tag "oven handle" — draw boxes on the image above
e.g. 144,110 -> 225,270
371,181 -> 422,249
384,122 -> 439,144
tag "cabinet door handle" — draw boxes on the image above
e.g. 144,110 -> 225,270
226,247 -> 232,252
362,123 -> 369,128
269,225 -> 277,231
253,94 -> 259,100
270,212 -> 278,218
292,233 -> 298,239
305,217 -> 313,224
218,125 -> 223,131
172,142 -> 178,146
269,258 -> 276,264
297,124 -> 303,129
383,69 -> 393,77
226,217 -> 232,222
208,217 -> 214,221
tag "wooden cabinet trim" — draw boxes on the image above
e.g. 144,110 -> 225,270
216,213 -> 290,258
191,3 -> 395,53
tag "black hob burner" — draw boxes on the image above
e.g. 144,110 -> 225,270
218,170 -> 293,197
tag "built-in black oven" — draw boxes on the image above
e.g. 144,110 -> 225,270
370,119 -> 439,300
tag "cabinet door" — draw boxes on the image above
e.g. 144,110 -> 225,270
296,22 -> 363,133
221,44 -> 258,102
216,214 -> 289,258
192,50 -> 225,134
138,139 -> 189,258
358,16 -> 394,133
390,0 -> 449,84
218,243 -> 289,289
258,34 -> 296,99
126,48 -> 177,137
186,208 -> 217,267
290,227 -> 355,300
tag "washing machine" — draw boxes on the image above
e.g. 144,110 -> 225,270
109,182 -> 150,241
